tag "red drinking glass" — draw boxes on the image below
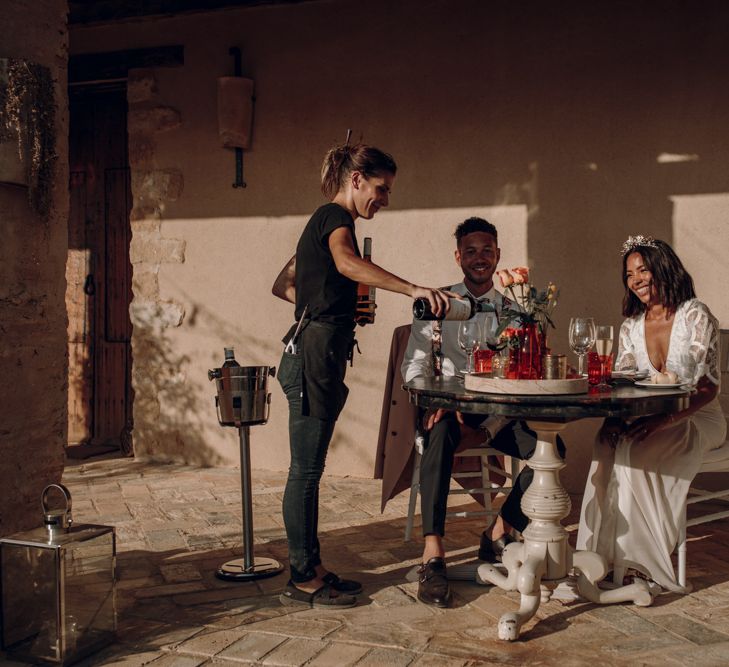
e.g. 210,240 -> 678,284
474,348 -> 495,374
587,352 -> 601,385
588,352 -> 613,387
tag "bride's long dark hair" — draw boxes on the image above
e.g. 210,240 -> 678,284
622,239 -> 696,317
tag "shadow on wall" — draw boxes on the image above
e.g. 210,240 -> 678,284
131,302 -> 225,466
183,293 -> 388,462
130,292 -> 286,467
186,298 -> 283,368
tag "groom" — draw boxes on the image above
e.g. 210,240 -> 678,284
401,217 -> 563,608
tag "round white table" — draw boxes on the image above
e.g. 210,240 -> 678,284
404,376 -> 690,641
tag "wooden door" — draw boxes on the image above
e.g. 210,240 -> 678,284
67,86 -> 132,451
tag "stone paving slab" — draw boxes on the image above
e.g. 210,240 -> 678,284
2,458 -> 728,667
216,633 -> 289,662
259,637 -> 328,665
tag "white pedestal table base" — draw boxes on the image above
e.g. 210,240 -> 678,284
475,421 -> 655,641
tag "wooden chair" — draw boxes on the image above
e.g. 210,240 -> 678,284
678,441 -> 729,588
404,429 -> 521,541
374,323 -> 522,542
676,328 -> 729,588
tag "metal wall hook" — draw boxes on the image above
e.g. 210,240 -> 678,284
229,46 -> 246,189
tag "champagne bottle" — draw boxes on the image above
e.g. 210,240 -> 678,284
355,237 -> 376,326
222,347 -> 241,367
208,347 -> 240,380
412,295 -> 496,321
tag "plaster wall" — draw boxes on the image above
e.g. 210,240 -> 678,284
70,0 -> 729,492
0,0 -> 69,535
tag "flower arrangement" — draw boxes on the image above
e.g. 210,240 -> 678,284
495,266 -> 559,337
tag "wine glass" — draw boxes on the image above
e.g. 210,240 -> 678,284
458,319 -> 481,374
482,312 -> 501,349
569,317 -> 596,376
595,325 -> 614,389
482,312 -> 509,377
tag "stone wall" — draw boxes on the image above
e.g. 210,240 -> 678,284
125,69 -> 194,461
0,0 -> 69,536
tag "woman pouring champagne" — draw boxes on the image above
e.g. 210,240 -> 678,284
272,140 -> 452,608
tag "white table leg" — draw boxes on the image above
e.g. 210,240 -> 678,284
476,421 -> 654,640
572,549 -> 652,605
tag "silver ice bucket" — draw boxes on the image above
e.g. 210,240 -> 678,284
208,365 -> 275,426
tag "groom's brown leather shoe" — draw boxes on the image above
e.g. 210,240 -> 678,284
417,557 -> 451,608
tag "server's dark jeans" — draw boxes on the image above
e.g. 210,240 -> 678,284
420,412 -> 565,536
278,351 -> 336,583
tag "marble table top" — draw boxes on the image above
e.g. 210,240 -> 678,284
404,376 -> 690,422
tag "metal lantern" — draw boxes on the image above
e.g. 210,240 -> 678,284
0,484 -> 116,665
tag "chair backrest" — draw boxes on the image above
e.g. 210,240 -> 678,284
721,329 -> 729,443
701,330 -> 729,472
375,324 -> 418,509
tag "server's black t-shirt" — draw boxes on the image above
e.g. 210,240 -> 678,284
294,203 -> 360,326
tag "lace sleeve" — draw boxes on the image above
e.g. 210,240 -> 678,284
615,319 -> 637,371
683,301 -> 720,386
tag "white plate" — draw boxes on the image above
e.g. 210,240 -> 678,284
634,380 -> 685,389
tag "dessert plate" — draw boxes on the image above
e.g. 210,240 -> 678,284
634,380 -> 685,389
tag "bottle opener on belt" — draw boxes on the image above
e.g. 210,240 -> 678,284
284,304 -> 308,355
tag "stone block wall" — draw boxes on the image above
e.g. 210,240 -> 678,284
0,0 -> 69,536
126,68 -> 190,460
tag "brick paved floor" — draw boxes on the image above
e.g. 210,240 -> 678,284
3,457 -> 729,666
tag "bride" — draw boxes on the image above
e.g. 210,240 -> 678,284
576,235 -> 726,592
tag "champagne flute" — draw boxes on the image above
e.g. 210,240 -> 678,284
569,317 -> 596,376
595,325 -> 614,389
458,319 -> 481,374
595,325 -> 613,357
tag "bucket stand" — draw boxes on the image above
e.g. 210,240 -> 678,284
216,423 -> 284,581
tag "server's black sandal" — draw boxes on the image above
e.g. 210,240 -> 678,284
279,581 -> 357,608
322,572 -> 363,595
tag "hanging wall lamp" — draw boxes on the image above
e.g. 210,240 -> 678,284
218,47 -> 254,188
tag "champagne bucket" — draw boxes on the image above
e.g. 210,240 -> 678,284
208,365 -> 275,426
206,352 -> 284,581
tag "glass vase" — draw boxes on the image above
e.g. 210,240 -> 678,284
518,323 -> 542,379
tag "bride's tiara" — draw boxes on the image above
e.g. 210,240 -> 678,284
621,235 -> 658,256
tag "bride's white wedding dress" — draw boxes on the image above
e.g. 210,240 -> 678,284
577,298 -> 726,592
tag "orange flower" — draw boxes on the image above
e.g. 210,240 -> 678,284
511,266 -> 530,285
497,269 -> 514,287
